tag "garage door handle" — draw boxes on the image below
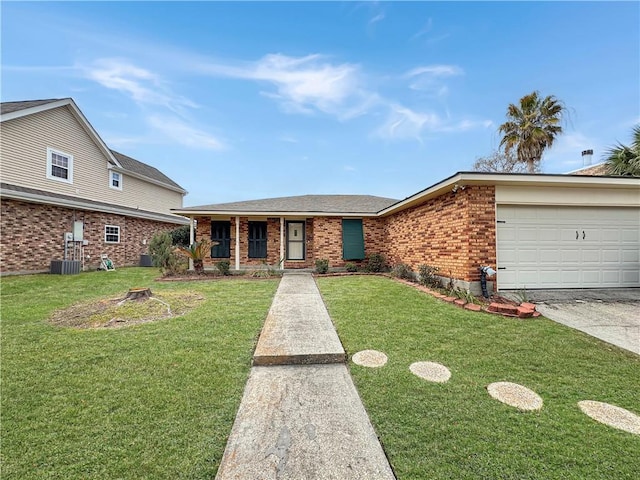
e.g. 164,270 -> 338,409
576,230 -> 579,240
583,230 -> 586,240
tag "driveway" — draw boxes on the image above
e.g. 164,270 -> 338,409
503,288 -> 640,355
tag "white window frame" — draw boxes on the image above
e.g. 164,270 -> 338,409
104,225 -> 121,243
46,147 -> 73,184
109,171 -> 123,191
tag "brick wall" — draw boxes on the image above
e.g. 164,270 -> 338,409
190,189 -> 496,282
383,186 -> 496,282
0,199 -> 181,274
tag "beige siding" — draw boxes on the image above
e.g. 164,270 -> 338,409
0,106 -> 183,214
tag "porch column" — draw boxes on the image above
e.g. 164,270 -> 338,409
235,216 -> 240,271
189,216 -> 195,271
280,217 -> 285,268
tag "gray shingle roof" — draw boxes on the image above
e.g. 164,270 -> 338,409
0,99 -> 64,115
180,194 -> 399,214
110,150 -> 185,191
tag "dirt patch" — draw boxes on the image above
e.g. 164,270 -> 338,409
49,290 -> 205,329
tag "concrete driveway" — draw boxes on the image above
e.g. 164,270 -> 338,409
506,289 -> 640,355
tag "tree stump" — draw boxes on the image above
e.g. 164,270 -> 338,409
124,288 -> 152,301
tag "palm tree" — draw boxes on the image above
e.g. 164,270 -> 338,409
498,91 -> 565,173
604,125 -> 640,176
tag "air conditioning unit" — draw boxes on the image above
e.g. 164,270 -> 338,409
50,260 -> 81,275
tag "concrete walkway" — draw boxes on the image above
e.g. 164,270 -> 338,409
502,289 -> 640,355
215,273 -> 395,480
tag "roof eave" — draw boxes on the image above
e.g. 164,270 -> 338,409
378,172 -> 640,216
109,165 -> 187,194
2,186 -> 189,225
171,209 -> 380,217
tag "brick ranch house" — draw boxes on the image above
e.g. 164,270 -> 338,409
174,173 -> 640,293
0,98 -> 188,274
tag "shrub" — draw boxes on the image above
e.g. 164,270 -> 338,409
418,264 -> 441,288
345,262 -> 358,272
364,253 -> 387,273
391,263 -> 415,281
216,260 -> 230,276
315,259 -> 329,274
170,225 -> 190,247
148,232 -> 184,275
175,240 -> 212,275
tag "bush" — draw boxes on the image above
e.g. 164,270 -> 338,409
148,232 -> 184,275
216,260 -> 230,276
418,264 -> 441,288
364,253 -> 387,273
391,263 -> 415,281
170,225 -> 190,247
345,262 -> 358,272
315,259 -> 329,274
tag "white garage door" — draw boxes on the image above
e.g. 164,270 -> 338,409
496,206 -> 640,289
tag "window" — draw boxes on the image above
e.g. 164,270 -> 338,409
105,225 -> 120,243
110,171 -> 122,190
248,222 -> 267,258
342,219 -> 365,260
211,221 -> 231,258
46,147 -> 73,183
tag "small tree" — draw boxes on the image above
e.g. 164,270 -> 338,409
148,231 -> 182,275
472,148 -> 540,173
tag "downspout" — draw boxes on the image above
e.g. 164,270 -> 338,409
235,216 -> 240,271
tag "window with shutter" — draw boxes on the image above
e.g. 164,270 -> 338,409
342,219 -> 365,260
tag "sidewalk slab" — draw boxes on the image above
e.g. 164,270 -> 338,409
253,274 -> 345,365
215,364 -> 396,480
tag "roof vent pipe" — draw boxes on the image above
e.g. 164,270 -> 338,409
582,149 -> 594,167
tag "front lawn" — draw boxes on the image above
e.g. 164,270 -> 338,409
1,268 -> 278,479
317,276 -> 640,480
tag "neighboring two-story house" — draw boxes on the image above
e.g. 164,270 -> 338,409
0,98 -> 188,274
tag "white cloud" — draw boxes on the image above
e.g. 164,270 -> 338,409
84,58 -> 197,113
376,104 -> 439,141
147,115 -> 225,150
405,64 -> 464,96
199,53 -> 374,119
405,65 -> 464,78
369,13 -> 385,25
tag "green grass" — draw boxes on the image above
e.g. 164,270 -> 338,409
317,276 -> 640,480
1,268 -> 278,479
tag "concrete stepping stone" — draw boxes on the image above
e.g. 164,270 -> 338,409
352,350 -> 388,368
409,361 -> 451,383
487,381 -> 543,411
578,400 -> 640,435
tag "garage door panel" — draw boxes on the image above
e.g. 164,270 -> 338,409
581,249 -> 601,263
497,206 -> 640,289
622,248 -> 639,262
601,249 -> 620,263
622,270 -> 640,284
622,229 -> 640,242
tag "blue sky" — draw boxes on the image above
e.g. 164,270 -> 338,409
2,1 -> 639,206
